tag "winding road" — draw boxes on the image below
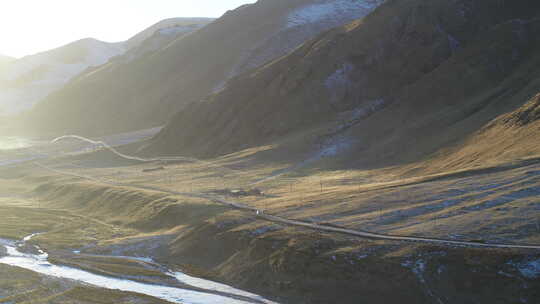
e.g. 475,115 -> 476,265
34,161 -> 540,251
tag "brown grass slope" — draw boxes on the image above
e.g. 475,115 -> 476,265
149,0 -> 540,172
4,158 -> 538,304
405,92 -> 540,175
24,0 -> 377,136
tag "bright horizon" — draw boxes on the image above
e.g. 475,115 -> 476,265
0,0 -> 255,58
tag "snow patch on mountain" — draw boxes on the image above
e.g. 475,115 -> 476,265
318,135 -> 354,157
125,18 -> 213,50
287,0 -> 384,28
214,0 -> 385,93
515,259 -> 540,279
122,24 -> 206,64
325,62 -> 355,104
157,24 -> 202,36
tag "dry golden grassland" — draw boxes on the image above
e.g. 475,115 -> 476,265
0,145 -> 539,304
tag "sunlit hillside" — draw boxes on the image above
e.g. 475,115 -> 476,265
0,1 -> 539,304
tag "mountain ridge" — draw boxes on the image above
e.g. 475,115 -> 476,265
125,17 -> 215,50
23,0 -> 385,136
0,18 -> 213,115
0,38 -> 125,114
147,0 -> 540,175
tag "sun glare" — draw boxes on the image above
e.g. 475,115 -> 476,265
0,0 -> 255,57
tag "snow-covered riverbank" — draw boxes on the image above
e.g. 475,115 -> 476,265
0,235 -> 277,304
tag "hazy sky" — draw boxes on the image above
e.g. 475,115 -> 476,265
0,0 -> 255,58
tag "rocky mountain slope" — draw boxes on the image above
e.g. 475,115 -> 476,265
0,18 -> 212,116
24,0 -> 384,136
149,0 -> 540,173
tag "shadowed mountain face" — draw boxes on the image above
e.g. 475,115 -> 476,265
148,0 -> 540,171
23,0 -> 384,136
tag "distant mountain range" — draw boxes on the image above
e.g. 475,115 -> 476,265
0,39 -> 125,114
22,0 -> 384,136
0,18 -> 213,115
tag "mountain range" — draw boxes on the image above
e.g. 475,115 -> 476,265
2,1 -> 540,303
0,18 -> 213,116
4,0 -> 540,174
21,0 -> 384,135
146,0 -> 540,174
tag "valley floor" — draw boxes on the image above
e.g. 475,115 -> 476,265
0,141 -> 539,303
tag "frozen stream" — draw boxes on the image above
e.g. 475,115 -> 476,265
0,236 -> 277,304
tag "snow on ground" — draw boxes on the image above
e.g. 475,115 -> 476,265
516,259 -> 540,279
401,259 -> 427,283
317,135 -> 354,158
325,62 -> 355,104
401,255 -> 448,304
252,99 -> 387,184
